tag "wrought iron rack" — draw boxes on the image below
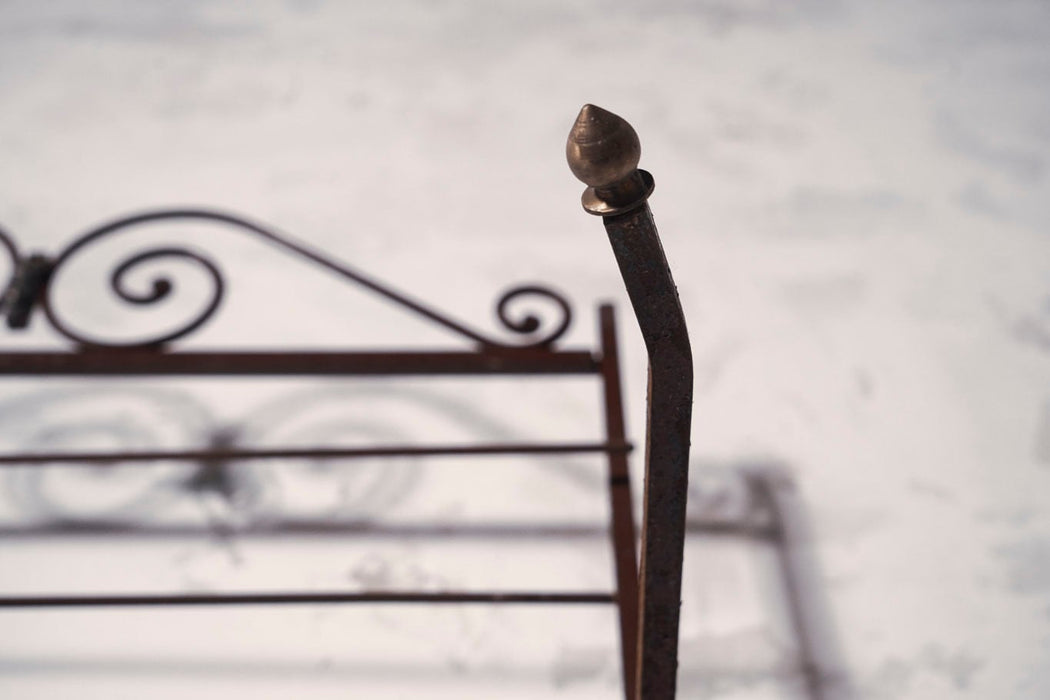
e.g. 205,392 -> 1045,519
0,106 -> 694,700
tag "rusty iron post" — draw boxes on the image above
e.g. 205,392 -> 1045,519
568,104 -> 694,700
599,304 -> 641,698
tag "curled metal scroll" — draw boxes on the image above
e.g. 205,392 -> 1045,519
496,285 -> 571,347
30,209 -> 572,350
45,245 -> 225,348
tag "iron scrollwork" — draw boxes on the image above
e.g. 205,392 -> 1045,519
0,209 -> 573,350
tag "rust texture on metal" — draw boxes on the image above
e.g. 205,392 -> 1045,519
0,350 -> 599,376
600,304 -> 641,699
569,104 -> 694,700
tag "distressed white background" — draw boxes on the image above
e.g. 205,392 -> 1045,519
1,0 -> 1049,698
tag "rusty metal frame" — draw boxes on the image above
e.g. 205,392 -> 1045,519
0,218 -> 646,695
0,104 -> 698,698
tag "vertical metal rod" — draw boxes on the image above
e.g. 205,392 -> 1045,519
606,205 -> 693,700
599,303 -> 640,699
568,105 -> 694,700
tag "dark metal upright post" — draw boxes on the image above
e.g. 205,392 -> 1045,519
599,303 -> 640,699
568,105 -> 694,700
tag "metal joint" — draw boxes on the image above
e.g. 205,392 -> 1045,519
1,253 -> 54,329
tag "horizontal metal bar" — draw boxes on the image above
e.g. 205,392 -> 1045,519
0,519 -> 777,541
0,350 -> 600,376
0,591 -> 615,608
0,441 -> 632,466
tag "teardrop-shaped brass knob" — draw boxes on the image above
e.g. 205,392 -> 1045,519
567,104 -> 653,216
566,104 -> 641,188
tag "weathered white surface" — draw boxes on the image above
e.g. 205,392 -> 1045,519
1,0 -> 1049,697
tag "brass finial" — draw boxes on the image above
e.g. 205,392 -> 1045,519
567,104 -> 640,187
566,104 -> 654,216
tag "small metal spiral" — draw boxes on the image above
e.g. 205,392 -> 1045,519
494,285 -> 572,348
44,245 -> 225,348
